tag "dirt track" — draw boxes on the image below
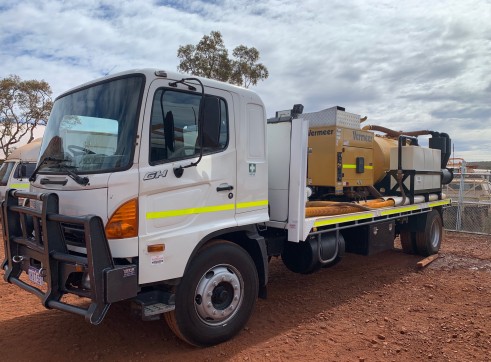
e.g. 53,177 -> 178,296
1,232 -> 490,361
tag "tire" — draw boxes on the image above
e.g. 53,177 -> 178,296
400,229 -> 418,254
164,240 -> 258,346
415,210 -> 443,256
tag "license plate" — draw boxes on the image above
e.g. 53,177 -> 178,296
28,267 -> 44,286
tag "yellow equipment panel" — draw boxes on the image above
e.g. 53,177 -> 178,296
307,126 -> 374,192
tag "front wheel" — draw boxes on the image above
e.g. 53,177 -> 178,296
164,240 -> 258,346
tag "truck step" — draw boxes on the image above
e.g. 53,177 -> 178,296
130,290 -> 175,321
132,301 -> 176,321
144,303 -> 175,316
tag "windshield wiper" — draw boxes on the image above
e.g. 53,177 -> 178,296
58,164 -> 89,186
29,156 -> 58,182
29,156 -> 89,186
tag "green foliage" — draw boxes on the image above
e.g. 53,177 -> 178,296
177,31 -> 269,88
177,31 -> 232,82
0,75 -> 52,158
231,45 -> 269,88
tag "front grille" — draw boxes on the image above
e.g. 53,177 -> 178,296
61,222 -> 86,247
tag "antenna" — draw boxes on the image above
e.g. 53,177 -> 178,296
103,66 -> 117,76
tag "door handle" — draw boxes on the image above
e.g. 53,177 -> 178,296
216,184 -> 234,192
40,178 -> 68,186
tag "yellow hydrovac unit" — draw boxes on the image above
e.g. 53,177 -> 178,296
303,106 -> 398,217
305,107 -> 377,194
303,113 -> 452,218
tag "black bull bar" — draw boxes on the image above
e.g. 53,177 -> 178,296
1,189 -> 138,324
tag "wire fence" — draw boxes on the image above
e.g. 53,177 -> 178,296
443,168 -> 491,235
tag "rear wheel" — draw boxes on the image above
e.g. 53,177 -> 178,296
164,240 -> 258,346
416,210 -> 442,256
400,229 -> 418,254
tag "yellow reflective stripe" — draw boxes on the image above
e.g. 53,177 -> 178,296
342,164 -> 373,170
147,204 -> 234,219
237,200 -> 268,209
381,205 -> 419,216
314,213 -> 374,227
9,183 -> 29,189
429,200 -> 450,207
314,200 -> 450,226
146,200 -> 268,219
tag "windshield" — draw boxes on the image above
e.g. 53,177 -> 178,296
0,162 -> 15,186
38,75 -> 144,174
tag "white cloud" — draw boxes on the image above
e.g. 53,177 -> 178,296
1,0 -> 491,160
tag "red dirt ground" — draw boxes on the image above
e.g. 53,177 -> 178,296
1,231 -> 490,361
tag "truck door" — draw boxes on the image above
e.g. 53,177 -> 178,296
9,162 -> 36,190
138,79 -> 237,284
0,161 -> 16,202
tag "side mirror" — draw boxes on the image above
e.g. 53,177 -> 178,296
16,164 -> 27,179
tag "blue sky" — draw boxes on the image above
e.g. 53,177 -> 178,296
1,0 -> 491,160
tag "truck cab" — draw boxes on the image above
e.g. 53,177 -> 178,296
3,69 -> 270,346
0,138 -> 41,202
29,68 -> 268,273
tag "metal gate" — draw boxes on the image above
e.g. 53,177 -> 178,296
443,163 -> 491,234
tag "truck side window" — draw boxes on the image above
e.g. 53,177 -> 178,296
149,89 -> 228,164
0,162 -> 15,186
14,162 -> 36,179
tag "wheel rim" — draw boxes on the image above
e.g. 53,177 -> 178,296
194,264 -> 244,326
429,219 -> 441,248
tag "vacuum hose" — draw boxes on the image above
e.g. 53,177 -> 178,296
362,125 -> 435,138
305,199 -> 395,218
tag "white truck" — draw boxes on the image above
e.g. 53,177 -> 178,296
1,69 -> 453,346
0,138 -> 42,202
